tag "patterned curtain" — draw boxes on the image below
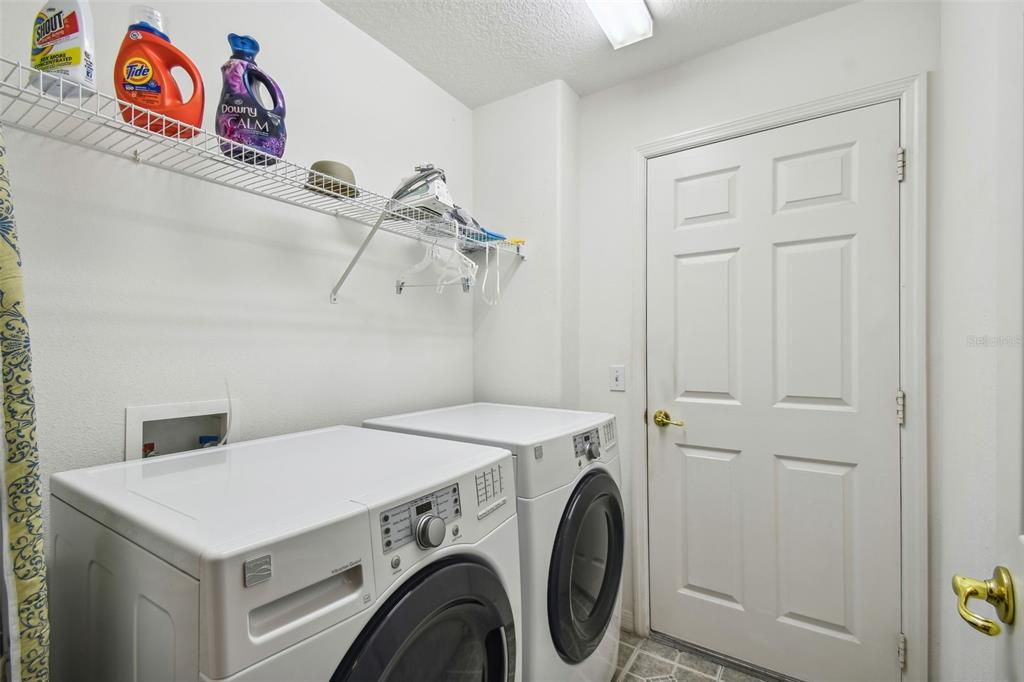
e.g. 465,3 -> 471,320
0,124 -> 49,682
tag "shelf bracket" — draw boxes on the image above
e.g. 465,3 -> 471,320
330,210 -> 388,303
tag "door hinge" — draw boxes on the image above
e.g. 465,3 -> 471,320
897,632 -> 907,671
897,147 -> 907,183
896,389 -> 906,425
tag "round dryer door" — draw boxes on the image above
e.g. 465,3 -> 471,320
548,469 -> 625,664
332,558 -> 516,682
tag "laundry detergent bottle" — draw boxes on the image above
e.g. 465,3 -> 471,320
30,0 -> 96,97
216,34 -> 287,164
113,6 -> 204,138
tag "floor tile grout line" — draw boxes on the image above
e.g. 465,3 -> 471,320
622,631 -> 741,682
690,667 -> 721,681
628,641 -> 722,681
677,660 -> 721,679
619,644 -> 641,681
640,631 -> 768,682
636,648 -> 678,666
617,639 -> 639,681
637,643 -> 718,678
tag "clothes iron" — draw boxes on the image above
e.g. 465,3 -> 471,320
389,164 -> 455,220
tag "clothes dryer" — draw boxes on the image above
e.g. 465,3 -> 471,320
366,403 -> 623,682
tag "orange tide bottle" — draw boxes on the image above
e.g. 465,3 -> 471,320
114,6 -> 203,138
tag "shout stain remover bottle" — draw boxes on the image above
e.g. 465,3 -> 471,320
30,0 -> 96,97
114,6 -> 204,138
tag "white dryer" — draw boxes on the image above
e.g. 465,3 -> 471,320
365,403 -> 624,682
49,425 -> 521,682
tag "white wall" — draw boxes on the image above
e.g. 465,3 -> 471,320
0,1 -> 475,521
472,80 -> 579,407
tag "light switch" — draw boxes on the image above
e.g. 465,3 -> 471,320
609,365 -> 626,392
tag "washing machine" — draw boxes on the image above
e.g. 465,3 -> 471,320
49,425 -> 521,682
365,403 -> 624,682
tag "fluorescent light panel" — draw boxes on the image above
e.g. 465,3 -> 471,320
585,0 -> 653,50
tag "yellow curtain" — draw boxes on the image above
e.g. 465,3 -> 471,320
0,124 -> 49,682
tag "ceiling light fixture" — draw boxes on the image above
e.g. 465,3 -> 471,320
585,0 -> 654,50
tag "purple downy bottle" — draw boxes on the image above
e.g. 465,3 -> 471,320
216,33 -> 286,164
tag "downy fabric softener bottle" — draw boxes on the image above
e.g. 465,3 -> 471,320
216,34 -> 286,165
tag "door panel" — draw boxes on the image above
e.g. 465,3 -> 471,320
674,250 -> 740,401
773,143 -> 855,212
774,235 -> 855,407
679,445 -> 744,604
647,102 -> 901,682
675,166 -> 739,226
775,456 -> 856,636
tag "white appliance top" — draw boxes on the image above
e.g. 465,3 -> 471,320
51,425 -> 509,570
364,402 -> 614,448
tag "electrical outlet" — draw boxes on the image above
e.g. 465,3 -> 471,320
609,365 -> 626,392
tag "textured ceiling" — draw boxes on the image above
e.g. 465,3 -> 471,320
323,0 -> 853,108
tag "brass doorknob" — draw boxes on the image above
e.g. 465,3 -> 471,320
952,566 -> 1015,636
652,410 -> 685,428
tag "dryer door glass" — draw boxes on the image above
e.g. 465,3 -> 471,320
548,469 -> 625,664
332,558 -> 516,682
571,502 -> 611,622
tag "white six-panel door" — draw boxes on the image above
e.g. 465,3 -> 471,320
646,101 -> 902,682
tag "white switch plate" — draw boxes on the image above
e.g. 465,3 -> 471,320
609,365 -> 626,392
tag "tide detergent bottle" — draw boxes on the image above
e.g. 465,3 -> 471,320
114,7 -> 203,138
216,34 -> 286,164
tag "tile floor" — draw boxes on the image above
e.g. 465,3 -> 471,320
616,629 -> 766,682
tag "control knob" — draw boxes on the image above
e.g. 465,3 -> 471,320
585,441 -> 601,461
416,514 -> 446,549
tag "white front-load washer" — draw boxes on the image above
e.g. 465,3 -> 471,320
365,403 -> 624,682
49,425 -> 522,682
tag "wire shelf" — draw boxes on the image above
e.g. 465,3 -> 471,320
0,56 -> 523,300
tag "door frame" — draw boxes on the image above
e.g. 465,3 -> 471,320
628,74 -> 928,680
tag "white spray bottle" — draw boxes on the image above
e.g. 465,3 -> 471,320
30,0 -> 96,97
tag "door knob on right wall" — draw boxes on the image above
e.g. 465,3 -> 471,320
651,410 -> 684,428
952,566 -> 1015,636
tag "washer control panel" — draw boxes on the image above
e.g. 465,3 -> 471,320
573,428 -> 602,460
380,483 -> 462,554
